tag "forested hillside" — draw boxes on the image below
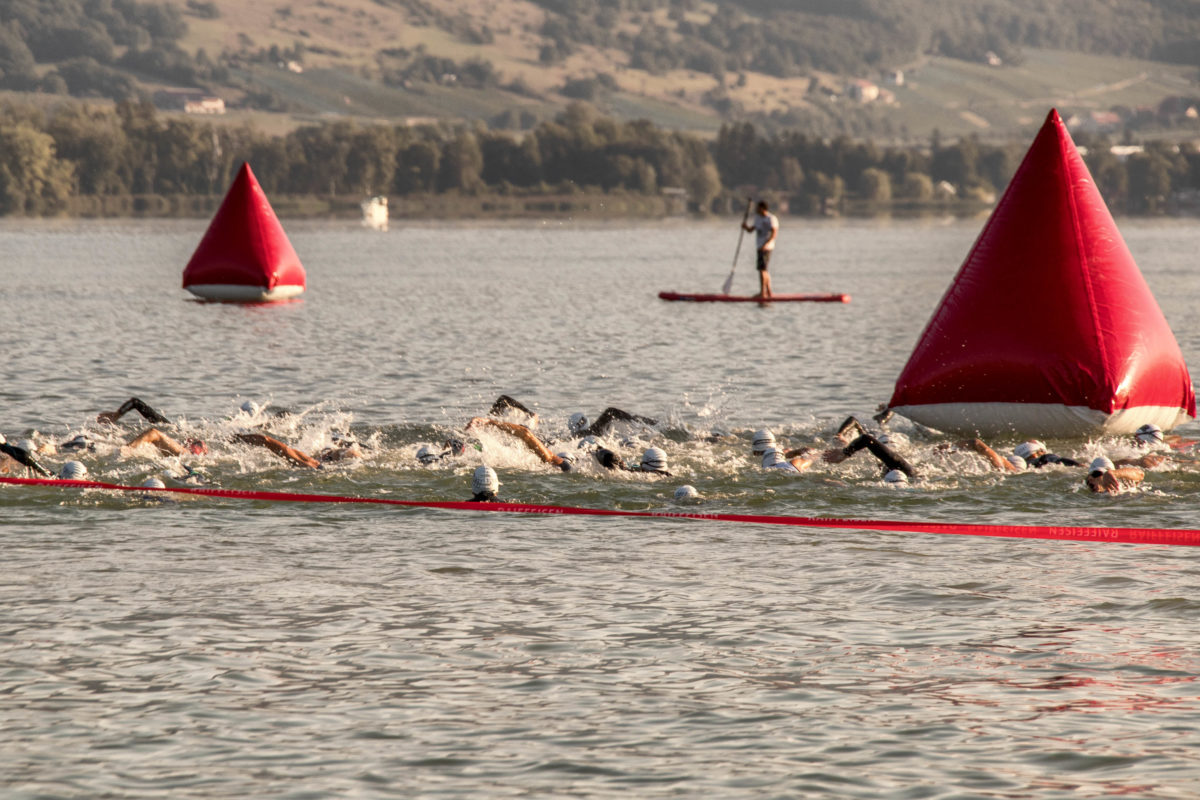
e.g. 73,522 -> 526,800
0,0 -> 1198,141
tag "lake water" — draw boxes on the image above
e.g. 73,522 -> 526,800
2,216 -> 1200,798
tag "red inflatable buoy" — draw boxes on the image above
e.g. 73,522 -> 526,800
182,162 -> 306,302
888,109 -> 1194,436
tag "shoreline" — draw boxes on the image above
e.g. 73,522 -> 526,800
18,192 -> 1192,220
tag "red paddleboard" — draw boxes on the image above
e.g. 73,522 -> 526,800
659,291 -> 850,303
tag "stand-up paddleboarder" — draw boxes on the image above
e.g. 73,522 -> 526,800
742,200 -> 778,299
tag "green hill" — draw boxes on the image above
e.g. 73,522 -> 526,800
1,0 -> 1198,141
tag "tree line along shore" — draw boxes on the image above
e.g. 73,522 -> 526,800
1,100 -> 1198,219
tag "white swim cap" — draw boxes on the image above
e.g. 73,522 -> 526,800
761,447 -> 782,467
556,451 -> 575,464
1006,454 -> 1027,471
568,412 -> 589,435
58,461 -> 88,480
416,445 -> 437,465
641,447 -> 668,472
876,432 -> 891,445
1089,456 -> 1115,475
241,400 -> 260,415
18,439 -> 35,453
674,485 -> 699,501
751,429 -> 776,454
472,465 -> 500,495
0,433 -> 6,444
1013,440 -> 1046,460
1135,423 -> 1164,444
884,469 -> 909,484
141,477 -> 166,489
576,435 -> 601,452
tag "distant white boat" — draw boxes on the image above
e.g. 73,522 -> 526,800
361,195 -> 388,231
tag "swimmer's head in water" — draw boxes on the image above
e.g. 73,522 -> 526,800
641,447 -> 668,473
443,438 -> 466,457
186,439 -> 208,455
471,465 -> 500,496
61,434 -> 91,452
17,439 -> 36,454
142,477 -> 166,489
1135,423 -> 1164,445
576,435 -> 601,452
416,445 -> 438,465
568,413 -> 589,436
1006,454 -> 1027,471
595,448 -> 624,470
1013,440 -> 1046,460
751,429 -> 775,454
240,400 -> 260,415
1088,456 -> 1115,477
674,484 -> 699,501
883,469 -> 909,484
760,447 -> 782,468
58,461 -> 88,480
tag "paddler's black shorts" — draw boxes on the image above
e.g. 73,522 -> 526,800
757,250 -> 772,271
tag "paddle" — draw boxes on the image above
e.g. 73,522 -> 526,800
722,197 -> 753,295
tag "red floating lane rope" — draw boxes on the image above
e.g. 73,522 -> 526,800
4,476 -> 1199,547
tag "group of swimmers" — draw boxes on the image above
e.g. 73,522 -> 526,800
750,415 -> 1168,495
0,393 -> 1185,501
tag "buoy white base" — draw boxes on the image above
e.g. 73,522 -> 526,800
185,284 -> 305,302
892,402 -> 1193,437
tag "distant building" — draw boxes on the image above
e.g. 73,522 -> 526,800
846,79 -> 879,103
153,89 -> 226,115
884,69 -> 904,86
1066,111 -> 1122,135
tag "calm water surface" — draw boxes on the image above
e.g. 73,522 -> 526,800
2,216 -> 1200,798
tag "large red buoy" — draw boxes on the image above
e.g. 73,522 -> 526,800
182,163 -> 306,302
887,109 -> 1194,436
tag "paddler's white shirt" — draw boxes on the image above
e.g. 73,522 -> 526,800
753,212 -> 778,251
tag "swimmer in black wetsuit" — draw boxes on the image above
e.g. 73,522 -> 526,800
822,431 -> 917,479
486,395 -> 657,439
0,434 -> 53,477
97,397 -> 172,425
594,446 -> 673,477
1013,440 -> 1082,469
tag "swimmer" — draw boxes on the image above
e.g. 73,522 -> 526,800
124,428 -> 209,458
751,429 -> 777,455
1084,456 -> 1144,494
488,395 -> 539,425
568,408 -> 658,438
959,438 -> 1025,472
674,484 -> 700,502
0,434 -> 54,477
594,446 -> 672,476
469,465 -> 501,502
123,427 -> 320,469
465,417 -> 571,471
416,439 -> 470,465
761,447 -> 812,473
57,461 -> 88,480
1113,424 -> 1174,469
823,431 -> 917,479
1013,440 -> 1082,468
487,396 -> 657,438
97,397 -> 171,425
231,433 -> 320,469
